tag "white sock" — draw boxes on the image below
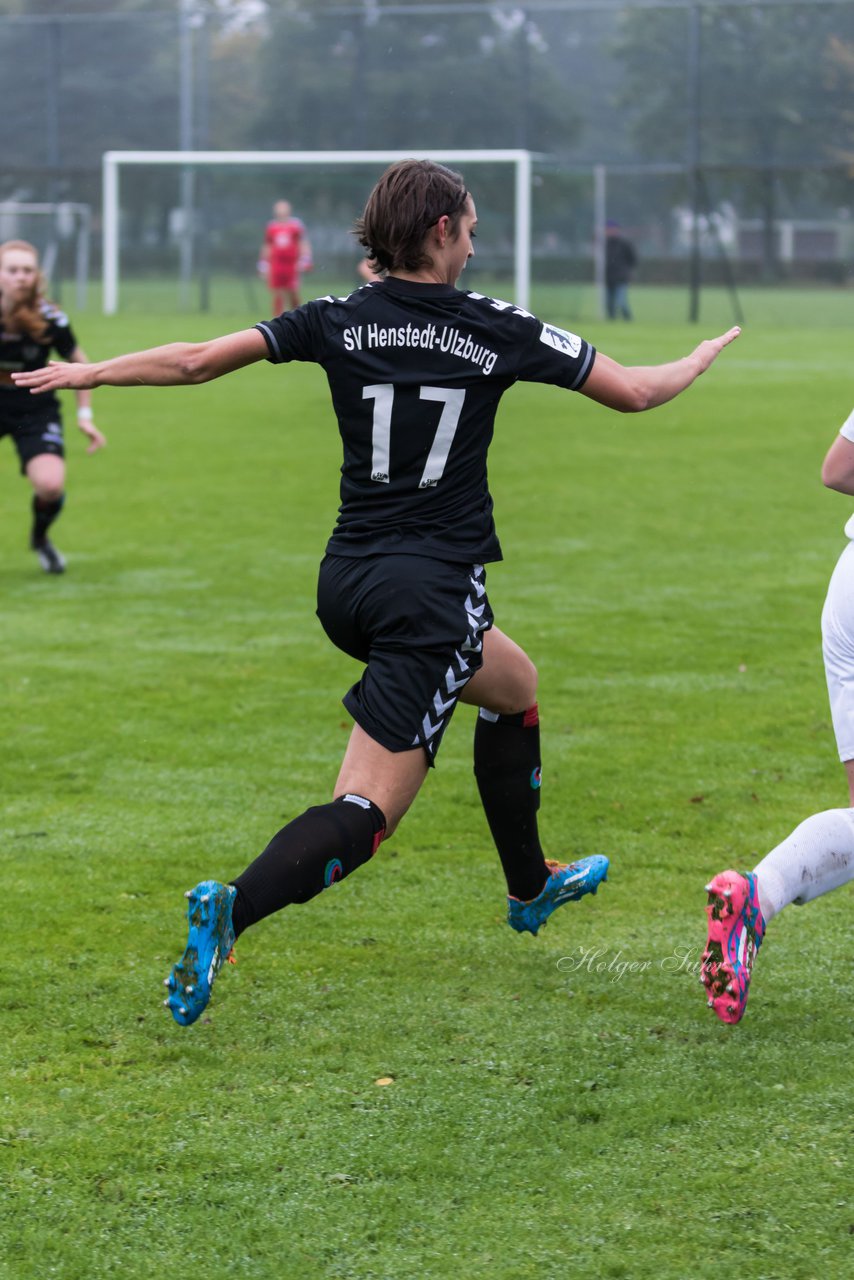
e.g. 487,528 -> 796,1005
752,807 -> 854,922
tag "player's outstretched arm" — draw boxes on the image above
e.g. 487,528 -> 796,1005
580,325 -> 740,413
821,428 -> 854,495
12,328 -> 268,395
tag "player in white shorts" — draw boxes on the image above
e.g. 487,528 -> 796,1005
702,406 -> 854,1023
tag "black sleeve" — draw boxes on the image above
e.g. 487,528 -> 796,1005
48,313 -> 77,360
254,300 -> 327,365
510,315 -> 596,392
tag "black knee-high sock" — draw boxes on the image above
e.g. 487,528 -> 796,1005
32,493 -> 65,542
473,705 -> 549,901
230,794 -> 387,937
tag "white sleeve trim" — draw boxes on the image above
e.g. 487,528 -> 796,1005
839,408 -> 854,442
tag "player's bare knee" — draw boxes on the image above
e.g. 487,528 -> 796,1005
522,655 -> 538,703
504,654 -> 538,713
35,481 -> 64,503
382,813 -> 401,839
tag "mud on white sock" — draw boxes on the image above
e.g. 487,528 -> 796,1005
753,807 -> 854,922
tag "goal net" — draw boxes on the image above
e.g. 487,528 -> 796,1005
101,149 -> 534,315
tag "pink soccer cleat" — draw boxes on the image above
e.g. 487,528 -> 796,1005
701,870 -> 766,1024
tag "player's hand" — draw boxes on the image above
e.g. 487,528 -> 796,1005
299,256 -> 314,273
691,326 -> 741,374
12,360 -> 95,393
77,412 -> 106,453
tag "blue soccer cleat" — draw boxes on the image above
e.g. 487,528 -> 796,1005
163,880 -> 237,1026
507,855 -> 609,935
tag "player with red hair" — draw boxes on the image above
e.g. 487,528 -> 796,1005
0,239 -> 105,573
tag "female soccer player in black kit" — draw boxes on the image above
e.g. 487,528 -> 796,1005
15,161 -> 739,1025
1,239 -> 105,573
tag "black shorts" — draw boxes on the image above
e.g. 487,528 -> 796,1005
316,553 -> 494,765
0,404 -> 65,474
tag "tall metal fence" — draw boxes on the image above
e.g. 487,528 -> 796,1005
2,0 -> 853,305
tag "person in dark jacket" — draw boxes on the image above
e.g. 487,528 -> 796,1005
605,220 -> 637,320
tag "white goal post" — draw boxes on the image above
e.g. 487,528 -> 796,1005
101,149 -> 534,315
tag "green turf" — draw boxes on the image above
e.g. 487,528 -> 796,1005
93,270 -> 854,330
2,291 -> 852,1279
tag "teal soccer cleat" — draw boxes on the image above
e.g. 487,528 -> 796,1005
507,856 -> 609,936
163,880 -> 237,1026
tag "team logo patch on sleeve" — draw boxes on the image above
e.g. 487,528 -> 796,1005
539,323 -> 583,358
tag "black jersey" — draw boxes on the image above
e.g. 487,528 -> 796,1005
0,300 -> 77,417
256,277 -> 595,563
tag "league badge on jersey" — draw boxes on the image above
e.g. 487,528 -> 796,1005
539,323 -> 583,359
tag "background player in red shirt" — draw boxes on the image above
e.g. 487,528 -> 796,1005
15,161 -> 738,1024
0,239 -> 105,573
259,199 -> 313,313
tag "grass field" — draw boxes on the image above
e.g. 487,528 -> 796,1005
98,269 -> 854,332
2,285 -> 853,1279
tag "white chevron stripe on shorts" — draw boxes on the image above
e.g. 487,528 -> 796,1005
412,566 -> 490,753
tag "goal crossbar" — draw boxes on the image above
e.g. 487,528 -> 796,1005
101,149 -> 535,314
